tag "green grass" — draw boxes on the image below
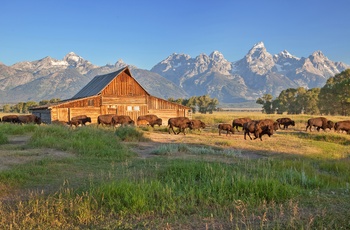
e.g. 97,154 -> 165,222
0,117 -> 350,229
0,133 -> 8,144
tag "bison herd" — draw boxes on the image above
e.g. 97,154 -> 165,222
1,113 -> 350,140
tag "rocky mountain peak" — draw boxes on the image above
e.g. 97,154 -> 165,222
209,51 -> 225,62
243,41 -> 274,75
309,50 -> 327,63
63,52 -> 84,67
276,50 -> 300,60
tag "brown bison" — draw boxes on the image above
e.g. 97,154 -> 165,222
334,120 -> 350,134
243,120 -> 275,141
243,120 -> 259,140
232,117 -> 252,131
258,119 -> 279,131
71,115 -> 92,125
276,117 -> 295,129
168,117 -> 194,135
137,114 -> 162,127
190,119 -> 206,132
2,115 -> 19,123
218,124 -> 235,136
306,117 -> 334,132
112,115 -> 135,126
97,114 -> 115,126
17,114 -> 41,124
150,118 -> 162,127
67,119 -> 82,128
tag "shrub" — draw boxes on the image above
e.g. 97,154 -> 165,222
115,126 -> 149,142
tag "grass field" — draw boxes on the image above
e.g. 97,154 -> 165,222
0,111 -> 349,229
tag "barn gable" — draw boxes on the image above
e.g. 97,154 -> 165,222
72,67 -> 150,99
30,66 -> 191,124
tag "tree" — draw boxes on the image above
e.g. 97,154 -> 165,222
319,69 -> 350,115
185,96 -> 198,113
13,102 -> 25,113
2,104 -> 11,113
197,95 -> 212,114
23,101 -> 39,113
276,88 -> 297,114
207,98 -> 219,114
168,95 -> 219,114
303,88 -> 320,115
256,94 -> 274,114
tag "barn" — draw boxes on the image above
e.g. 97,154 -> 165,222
30,66 -> 192,124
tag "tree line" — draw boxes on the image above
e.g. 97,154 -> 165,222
168,95 -> 219,114
256,69 -> 350,116
1,98 -> 61,113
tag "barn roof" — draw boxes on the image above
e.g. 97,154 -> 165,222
71,66 -> 146,99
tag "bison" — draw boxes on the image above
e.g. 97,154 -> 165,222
306,117 -> 334,132
149,118 -> 162,127
137,114 -> 162,127
2,115 -> 19,123
258,119 -> 279,131
17,114 -> 41,124
67,119 -> 82,128
243,120 -> 274,141
232,117 -> 252,131
168,117 -> 194,135
97,114 -> 115,126
218,124 -> 235,136
334,120 -> 350,134
71,115 -> 91,125
112,115 -> 135,126
190,119 -> 206,132
243,120 -> 260,140
276,117 -> 295,130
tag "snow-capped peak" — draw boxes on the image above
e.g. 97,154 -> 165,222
63,52 -> 83,63
275,50 -> 300,60
252,41 -> 265,49
209,51 -> 225,62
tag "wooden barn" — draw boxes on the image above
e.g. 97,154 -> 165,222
30,66 -> 191,124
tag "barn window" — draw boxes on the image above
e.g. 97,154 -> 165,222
127,106 -> 132,111
134,106 -> 140,111
88,99 -> 94,106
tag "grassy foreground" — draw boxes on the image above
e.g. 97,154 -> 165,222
0,112 -> 350,229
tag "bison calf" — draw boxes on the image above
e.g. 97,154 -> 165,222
137,119 -> 150,126
218,124 -> 235,136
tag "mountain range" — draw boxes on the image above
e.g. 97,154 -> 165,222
0,42 -> 349,105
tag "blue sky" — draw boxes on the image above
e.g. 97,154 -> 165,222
1,0 -> 349,70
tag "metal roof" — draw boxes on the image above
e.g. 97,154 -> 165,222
71,67 -> 127,99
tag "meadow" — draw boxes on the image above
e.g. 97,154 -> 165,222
0,111 -> 349,229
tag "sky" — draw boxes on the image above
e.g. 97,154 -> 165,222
1,0 -> 349,70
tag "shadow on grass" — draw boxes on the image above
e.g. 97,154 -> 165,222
279,131 -> 350,146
